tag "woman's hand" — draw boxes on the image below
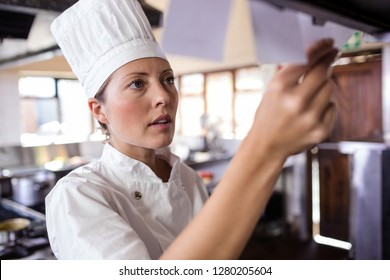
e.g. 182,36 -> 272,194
249,39 -> 338,159
161,39 -> 339,260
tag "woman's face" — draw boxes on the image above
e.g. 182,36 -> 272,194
94,57 -> 178,155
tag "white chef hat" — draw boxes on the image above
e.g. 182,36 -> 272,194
51,0 -> 167,98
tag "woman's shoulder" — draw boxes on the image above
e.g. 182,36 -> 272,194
58,160 -> 107,185
45,160 -> 111,202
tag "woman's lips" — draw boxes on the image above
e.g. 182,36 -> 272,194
149,114 -> 173,129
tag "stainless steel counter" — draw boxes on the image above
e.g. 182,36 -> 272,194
0,198 -> 55,260
318,136 -> 390,259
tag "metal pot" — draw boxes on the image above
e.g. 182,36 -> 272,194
11,171 -> 55,207
0,218 -> 31,249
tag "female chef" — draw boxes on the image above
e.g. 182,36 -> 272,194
45,0 -> 338,259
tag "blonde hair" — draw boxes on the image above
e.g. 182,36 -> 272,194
94,77 -> 111,139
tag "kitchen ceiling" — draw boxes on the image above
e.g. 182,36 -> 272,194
262,0 -> 390,34
0,0 -> 77,12
0,0 -> 163,66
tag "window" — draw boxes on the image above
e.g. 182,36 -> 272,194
178,74 -> 205,136
206,71 -> 233,138
234,67 -> 265,139
57,79 -> 91,138
19,77 -> 93,146
176,65 -> 278,140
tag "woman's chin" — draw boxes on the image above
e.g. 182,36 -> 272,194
153,138 -> 174,149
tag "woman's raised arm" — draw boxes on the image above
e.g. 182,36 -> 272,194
161,39 -> 338,260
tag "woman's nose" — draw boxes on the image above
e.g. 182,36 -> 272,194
153,84 -> 171,107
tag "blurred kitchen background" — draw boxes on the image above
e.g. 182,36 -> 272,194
0,0 -> 390,260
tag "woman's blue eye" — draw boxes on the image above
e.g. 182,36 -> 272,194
165,76 -> 175,85
128,80 -> 144,89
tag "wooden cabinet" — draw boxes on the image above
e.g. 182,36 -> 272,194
317,56 -> 383,241
330,59 -> 383,141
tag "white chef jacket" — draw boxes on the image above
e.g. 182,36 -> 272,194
45,144 -> 209,260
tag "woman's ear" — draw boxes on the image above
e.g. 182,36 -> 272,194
88,98 -> 109,125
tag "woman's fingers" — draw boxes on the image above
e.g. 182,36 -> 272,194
306,38 -> 335,68
296,48 -> 337,107
309,79 -> 336,120
275,39 -> 336,88
275,64 -> 307,87
301,48 -> 338,97
250,39 -> 339,158
310,101 -> 337,143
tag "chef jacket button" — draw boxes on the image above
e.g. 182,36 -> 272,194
133,191 -> 142,200
181,185 -> 186,190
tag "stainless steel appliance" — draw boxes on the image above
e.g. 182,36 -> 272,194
337,137 -> 390,260
11,170 -> 55,208
0,198 -> 54,259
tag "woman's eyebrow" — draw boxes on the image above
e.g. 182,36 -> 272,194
161,68 -> 174,75
123,72 -> 147,77
119,69 -> 173,81
118,72 -> 148,83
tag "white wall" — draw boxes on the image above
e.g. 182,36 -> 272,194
0,72 -> 21,146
